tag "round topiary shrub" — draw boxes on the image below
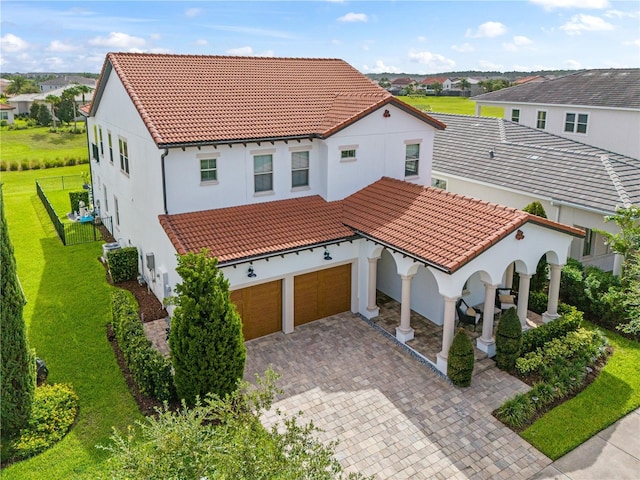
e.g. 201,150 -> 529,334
495,308 -> 522,371
447,328 -> 475,387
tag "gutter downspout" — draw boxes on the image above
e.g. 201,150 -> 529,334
161,148 -> 169,214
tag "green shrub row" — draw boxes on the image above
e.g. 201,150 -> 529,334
521,306 -> 582,354
527,291 -> 548,315
516,328 -> 605,375
0,157 -> 89,171
111,289 -> 175,402
11,384 -> 79,461
68,190 -> 90,214
107,247 -> 139,283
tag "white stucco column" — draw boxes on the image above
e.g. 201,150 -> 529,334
283,275 -> 295,334
396,274 -> 415,343
477,283 -> 497,357
436,296 -> 457,373
543,263 -> 562,323
517,273 -> 531,328
505,262 -> 515,289
613,253 -> 624,277
366,257 -> 379,314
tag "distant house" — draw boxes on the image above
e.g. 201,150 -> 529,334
39,75 -> 96,92
0,78 -> 12,94
430,113 -> 640,275
513,75 -> 546,85
390,77 -> 414,87
0,104 -> 16,124
474,69 -> 640,159
8,86 -> 95,116
420,77 -> 452,91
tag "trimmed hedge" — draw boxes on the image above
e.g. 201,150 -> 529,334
107,247 -> 139,283
528,291 -> 548,315
495,308 -> 522,371
68,190 -> 89,214
521,306 -> 583,354
447,329 -> 475,387
111,290 -> 174,402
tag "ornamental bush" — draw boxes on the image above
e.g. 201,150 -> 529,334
560,258 -> 586,306
521,306 -> 582,354
528,291 -> 548,315
495,308 -> 522,371
447,329 -> 475,387
107,247 -> 139,283
68,190 -> 89,214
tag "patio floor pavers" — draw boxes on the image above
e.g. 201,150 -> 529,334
244,312 -> 551,479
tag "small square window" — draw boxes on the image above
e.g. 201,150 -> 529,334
200,158 -> 217,182
291,151 -> 309,188
405,143 -> 420,177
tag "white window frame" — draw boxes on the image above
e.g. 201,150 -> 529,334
291,149 -> 310,190
99,127 -> 104,156
108,131 -> 113,163
511,108 -> 520,123
114,195 -> 120,228
118,137 -> 129,175
564,112 -> 589,134
404,140 -> 421,178
431,177 -> 448,190
536,110 -> 547,130
252,149 -> 275,195
198,153 -> 219,184
103,185 -> 109,213
339,144 -> 358,162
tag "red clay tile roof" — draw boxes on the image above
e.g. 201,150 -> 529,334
0,104 -> 15,110
90,53 -> 443,146
342,177 -> 583,272
159,178 -> 583,271
159,196 -> 355,263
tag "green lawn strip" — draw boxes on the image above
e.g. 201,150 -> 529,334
2,166 -> 141,479
398,96 -> 504,117
522,322 -> 640,460
0,126 -> 88,165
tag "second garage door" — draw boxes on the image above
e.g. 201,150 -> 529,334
294,264 -> 351,326
230,280 -> 282,341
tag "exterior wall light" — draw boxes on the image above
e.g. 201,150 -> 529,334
247,266 -> 257,277
324,249 -> 332,261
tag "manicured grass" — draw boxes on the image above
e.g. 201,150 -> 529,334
398,96 -> 504,117
1,165 -> 141,479
0,126 -> 88,166
521,322 -> 640,459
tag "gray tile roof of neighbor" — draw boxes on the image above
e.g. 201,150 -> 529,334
473,69 -> 640,110
431,113 -> 640,214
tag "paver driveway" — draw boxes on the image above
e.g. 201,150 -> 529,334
244,312 -> 551,480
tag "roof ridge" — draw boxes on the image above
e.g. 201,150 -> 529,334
600,154 -> 631,208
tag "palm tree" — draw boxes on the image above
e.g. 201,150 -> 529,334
459,78 -> 471,92
45,94 -> 60,129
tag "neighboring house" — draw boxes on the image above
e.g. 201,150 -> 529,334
0,78 -> 12,94
513,75 -> 546,85
420,77 -> 453,91
0,103 -> 16,124
39,75 -> 96,92
474,69 -> 640,159
8,86 -> 95,115
390,77 -> 415,88
85,53 -> 582,374
430,113 -> 640,274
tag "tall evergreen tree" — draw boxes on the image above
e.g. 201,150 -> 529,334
1,186 -> 36,440
168,249 -> 246,405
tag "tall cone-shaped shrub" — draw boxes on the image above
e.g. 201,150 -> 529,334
447,328 -> 475,387
495,308 -> 522,371
169,249 -> 246,405
1,186 -> 36,439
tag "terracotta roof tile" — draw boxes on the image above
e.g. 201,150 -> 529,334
159,196 -> 354,263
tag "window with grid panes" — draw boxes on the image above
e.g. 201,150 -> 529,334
200,158 -> 217,182
291,151 -> 309,188
254,154 -> 273,192
405,143 -> 420,177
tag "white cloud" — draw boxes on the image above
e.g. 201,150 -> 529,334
605,9 -> 640,19
503,35 -> 533,52
46,40 -> 78,52
226,46 -> 274,57
451,42 -> 474,53
44,56 -> 65,68
565,59 -> 582,69
185,8 -> 202,18
150,33 -> 162,41
479,60 -> 504,70
337,12 -> 368,23
624,38 -> 640,47
560,14 -> 614,35
89,32 -> 146,48
408,50 -> 456,71
194,39 -> 208,46
1,33 -> 29,52
530,0 -> 609,10
465,21 -> 507,38
362,59 -> 400,74
417,36 -> 426,43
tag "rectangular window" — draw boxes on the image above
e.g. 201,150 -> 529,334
200,158 -> 217,182
511,109 -> 520,123
103,185 -> 109,213
565,113 -> 588,134
108,132 -> 113,163
92,125 -> 99,161
431,178 -> 448,190
582,228 -> 594,256
0,112 -> 8,120
114,196 -> 120,227
119,138 -> 129,174
254,154 -> 273,193
536,111 -> 547,130
340,149 -> 356,160
405,143 -> 420,177
291,151 -> 309,188
99,128 -> 104,155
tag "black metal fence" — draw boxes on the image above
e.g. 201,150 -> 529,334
35,175 -> 113,246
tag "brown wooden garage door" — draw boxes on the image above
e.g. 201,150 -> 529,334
294,264 -> 351,326
230,280 -> 282,340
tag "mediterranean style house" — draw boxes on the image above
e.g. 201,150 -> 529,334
430,113 -> 640,275
473,69 -> 640,159
84,53 -> 582,374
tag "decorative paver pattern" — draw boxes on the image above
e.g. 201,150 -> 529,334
244,313 -> 551,479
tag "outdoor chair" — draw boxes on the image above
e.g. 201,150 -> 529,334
455,298 -> 481,331
495,288 -> 517,313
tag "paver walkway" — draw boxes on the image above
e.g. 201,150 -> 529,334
244,312 -> 551,479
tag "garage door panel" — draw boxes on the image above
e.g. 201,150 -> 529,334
230,281 -> 282,340
295,264 -> 351,326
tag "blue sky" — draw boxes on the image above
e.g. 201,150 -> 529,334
1,0 -> 638,74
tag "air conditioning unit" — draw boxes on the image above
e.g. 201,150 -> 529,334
101,242 -> 121,262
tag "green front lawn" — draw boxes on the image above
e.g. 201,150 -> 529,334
1,165 -> 141,479
399,96 -> 504,117
0,126 -> 88,167
522,322 -> 640,459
